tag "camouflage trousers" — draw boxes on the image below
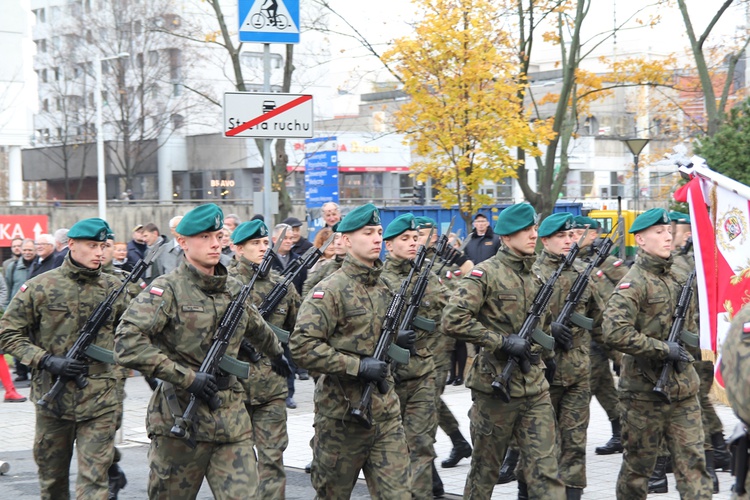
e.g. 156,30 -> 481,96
148,434 -> 258,499
395,373 -> 437,498
590,351 -> 620,422
34,409 -> 117,500
517,381 -> 591,489
435,365 -> 460,435
617,393 -> 712,499
310,413 -> 410,500
246,398 -> 288,500
463,390 -> 565,500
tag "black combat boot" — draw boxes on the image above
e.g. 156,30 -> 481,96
497,448 -> 519,484
706,450 -> 719,493
595,419 -> 623,455
712,432 -> 733,471
107,463 -> 127,500
441,430 -> 472,468
432,462 -> 445,498
566,486 -> 582,500
648,456 -> 668,494
517,481 -> 529,500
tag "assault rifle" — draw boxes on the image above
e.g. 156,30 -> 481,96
350,227 -> 434,428
399,219 -> 455,350
170,229 -> 285,441
653,269 -> 698,403
434,228 -> 470,278
492,241 -> 580,403
256,232 -> 336,344
554,228 -> 620,351
37,239 -> 164,414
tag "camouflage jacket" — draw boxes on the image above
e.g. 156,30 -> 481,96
289,255 -> 401,424
533,250 -> 605,386
229,257 -> 299,405
442,247 -> 552,398
113,260 -> 283,442
0,256 -> 127,420
302,255 -> 344,297
721,302 -> 750,425
603,252 -> 699,401
381,256 -> 447,381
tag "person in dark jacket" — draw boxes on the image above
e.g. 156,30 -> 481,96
28,234 -> 59,279
126,225 -> 147,265
464,213 -> 501,265
282,217 -> 314,254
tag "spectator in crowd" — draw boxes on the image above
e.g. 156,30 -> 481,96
220,227 -> 235,260
283,216 -> 313,254
224,214 -> 241,234
141,223 -> 166,284
310,227 -> 335,271
464,212 -> 501,265
126,225 -> 147,265
113,242 -> 132,272
2,238 -> 23,274
152,216 -> 184,277
52,228 -> 69,267
28,234 -> 58,279
4,238 -> 36,382
321,202 -> 342,229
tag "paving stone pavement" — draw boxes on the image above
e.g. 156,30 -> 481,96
0,373 -> 740,498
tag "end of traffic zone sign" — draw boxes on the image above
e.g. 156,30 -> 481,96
224,92 -> 314,139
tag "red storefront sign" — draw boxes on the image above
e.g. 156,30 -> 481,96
0,215 -> 49,246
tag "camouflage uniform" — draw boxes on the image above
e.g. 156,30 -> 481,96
0,256 -> 128,500
604,252 -> 712,499
434,267 -> 460,437
302,255 -> 344,297
442,248 -> 565,499
514,250 -> 604,490
290,255 -> 411,500
113,260 -> 284,499
381,255 -> 446,497
229,257 -> 300,499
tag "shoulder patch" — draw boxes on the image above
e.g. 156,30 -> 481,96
619,283 -> 630,289
453,270 -> 462,276
150,286 -> 164,296
471,269 -> 484,277
613,260 -> 623,267
445,270 -> 452,279
140,281 -> 147,289
596,270 -> 604,278
743,322 -> 750,334
19,283 -> 28,292
312,291 -> 325,299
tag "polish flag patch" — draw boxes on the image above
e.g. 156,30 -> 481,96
596,270 -> 604,278
312,291 -> 325,299
140,282 -> 147,289
453,270 -> 462,276
150,286 -> 164,296
19,284 -> 28,292
743,322 -> 750,334
445,271 -> 452,279
471,270 -> 484,277
613,260 -> 623,267
619,283 -> 631,290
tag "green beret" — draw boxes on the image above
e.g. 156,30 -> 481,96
231,220 -> 268,245
494,203 -> 536,236
336,203 -> 381,233
176,203 -> 224,236
573,215 -> 600,230
384,214 -> 417,240
629,208 -> 671,234
68,218 -> 111,242
414,216 -> 436,229
669,211 -> 691,225
538,213 -> 574,238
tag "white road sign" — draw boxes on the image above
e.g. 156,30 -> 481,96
223,92 -> 313,139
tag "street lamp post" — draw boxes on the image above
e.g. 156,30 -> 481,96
95,52 -> 129,221
622,138 -> 650,213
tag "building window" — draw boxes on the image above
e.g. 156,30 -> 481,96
136,53 -> 144,69
42,99 -> 49,112
340,173 -> 383,202
580,171 -> 596,198
53,67 -> 60,80
648,171 -> 679,200
33,8 -> 46,23
168,49 -> 182,81
36,39 -> 47,53
55,97 -> 62,111
56,128 -> 62,140
171,114 -> 184,130
86,30 -> 93,44
148,50 -> 159,65
40,69 -> 48,82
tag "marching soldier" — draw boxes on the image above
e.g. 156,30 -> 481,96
603,208 -> 712,499
381,213 -> 447,498
114,203 -> 288,499
290,203 -> 411,499
229,220 -> 300,498
302,229 -> 345,297
0,218 -> 128,499
442,203 -> 565,499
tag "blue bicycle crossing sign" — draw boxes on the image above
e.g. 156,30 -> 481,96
239,0 -> 300,44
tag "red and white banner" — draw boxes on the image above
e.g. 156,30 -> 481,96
674,158 -> 750,388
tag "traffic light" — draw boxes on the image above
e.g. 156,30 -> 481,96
413,183 -> 426,205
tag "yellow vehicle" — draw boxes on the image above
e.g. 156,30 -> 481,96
587,209 -> 641,259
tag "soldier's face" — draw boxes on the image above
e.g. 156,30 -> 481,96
343,226 -> 383,266
583,228 -> 599,247
416,228 -> 431,247
542,230 -> 574,256
235,237 -> 269,265
386,230 -> 418,260
332,233 -> 346,256
636,224 -> 672,259
671,225 -> 691,250
502,225 -> 538,256
68,239 -> 106,269
102,240 -> 114,266
179,230 -> 223,274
